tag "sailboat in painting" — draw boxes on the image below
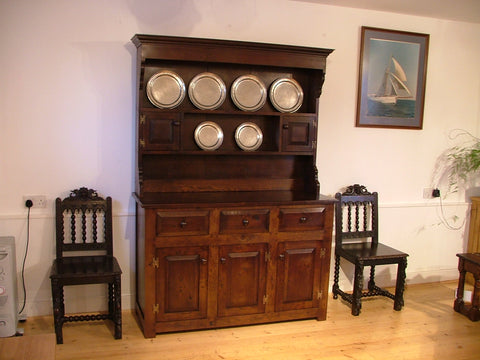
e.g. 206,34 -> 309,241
369,56 -> 412,105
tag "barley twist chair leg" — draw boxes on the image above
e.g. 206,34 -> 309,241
394,258 -> 408,311
352,264 -> 364,316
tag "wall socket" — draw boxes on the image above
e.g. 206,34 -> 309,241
423,188 -> 434,199
423,188 -> 441,199
23,195 -> 47,208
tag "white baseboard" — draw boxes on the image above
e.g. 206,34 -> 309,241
331,267 -> 459,292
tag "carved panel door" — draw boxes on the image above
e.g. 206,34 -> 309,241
275,241 -> 323,311
217,243 -> 268,317
155,246 -> 209,321
141,112 -> 181,151
281,114 -> 316,152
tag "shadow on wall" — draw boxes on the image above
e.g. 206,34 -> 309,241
126,0 -> 200,35
126,0 -> 258,38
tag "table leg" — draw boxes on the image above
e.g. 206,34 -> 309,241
454,258 -> 466,313
468,275 -> 480,321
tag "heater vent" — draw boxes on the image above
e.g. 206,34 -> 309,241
0,237 -> 18,337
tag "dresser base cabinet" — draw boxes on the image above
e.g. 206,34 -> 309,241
135,201 -> 334,338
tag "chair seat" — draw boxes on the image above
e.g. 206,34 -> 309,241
337,243 -> 408,263
50,255 -> 122,282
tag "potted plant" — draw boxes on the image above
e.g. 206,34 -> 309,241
439,130 -> 480,194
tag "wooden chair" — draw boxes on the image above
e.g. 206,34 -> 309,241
50,187 -> 122,344
332,184 -> 408,316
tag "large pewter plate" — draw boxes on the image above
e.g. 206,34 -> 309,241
235,122 -> 263,151
269,78 -> 304,113
194,121 -> 224,151
188,72 -> 226,110
146,70 -> 186,109
231,75 -> 267,112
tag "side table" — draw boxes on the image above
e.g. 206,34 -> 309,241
454,253 -> 480,321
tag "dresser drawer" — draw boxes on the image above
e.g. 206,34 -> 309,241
278,207 -> 326,232
156,210 -> 210,236
219,209 -> 270,234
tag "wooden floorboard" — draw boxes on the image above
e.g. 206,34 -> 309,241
16,281 -> 480,359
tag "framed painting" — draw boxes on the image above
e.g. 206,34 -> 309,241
356,27 -> 429,129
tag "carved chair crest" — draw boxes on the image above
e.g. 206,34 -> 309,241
343,184 -> 371,196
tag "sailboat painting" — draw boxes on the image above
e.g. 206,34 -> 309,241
369,55 -> 414,106
356,27 -> 429,129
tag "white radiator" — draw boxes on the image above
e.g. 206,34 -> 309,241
0,236 -> 18,337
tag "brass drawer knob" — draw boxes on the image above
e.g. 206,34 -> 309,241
299,216 -> 307,223
242,219 -> 249,226
180,220 -> 187,228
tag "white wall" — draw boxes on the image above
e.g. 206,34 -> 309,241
1,0 -> 479,316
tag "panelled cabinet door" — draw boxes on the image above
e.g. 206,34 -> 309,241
155,246 -> 209,321
141,112 -> 181,150
281,114 -> 316,152
275,241 -> 323,312
217,243 -> 268,317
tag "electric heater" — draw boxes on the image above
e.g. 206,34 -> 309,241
0,236 -> 18,337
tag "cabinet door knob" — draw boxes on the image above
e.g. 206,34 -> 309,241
283,124 -> 289,129
279,254 -> 285,260
172,120 -> 180,126
299,216 -> 307,223
180,220 -> 187,228
242,219 -> 249,226
200,258 -> 207,264
220,257 -> 227,264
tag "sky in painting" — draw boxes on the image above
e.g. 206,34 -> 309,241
367,38 -> 420,98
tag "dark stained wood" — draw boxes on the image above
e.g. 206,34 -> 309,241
131,34 -> 333,70
275,241 -> 324,312
50,187 -> 122,344
454,253 -> 480,321
217,244 -> 267,317
219,209 -> 270,234
155,246 -> 209,321
332,184 -> 408,316
132,35 -> 335,337
155,210 -> 210,236
281,114 -> 316,152
278,207 -> 327,232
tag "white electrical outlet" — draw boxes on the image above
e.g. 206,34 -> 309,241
423,188 -> 433,199
23,195 -> 47,208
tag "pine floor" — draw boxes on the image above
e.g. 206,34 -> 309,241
17,281 -> 480,360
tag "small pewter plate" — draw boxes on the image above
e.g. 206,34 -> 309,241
194,121 -> 224,151
269,78 -> 304,113
146,70 -> 186,109
188,72 -> 226,110
231,75 -> 267,112
235,122 -> 263,151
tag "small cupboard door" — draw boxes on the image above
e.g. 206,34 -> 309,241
155,246 -> 209,321
140,112 -> 181,150
217,243 -> 268,317
275,241 -> 324,312
281,114 -> 316,152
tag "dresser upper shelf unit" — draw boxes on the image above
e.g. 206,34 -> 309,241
132,35 -> 333,203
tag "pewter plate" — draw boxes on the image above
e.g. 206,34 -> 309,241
235,122 -> 263,151
194,121 -> 224,151
269,78 -> 304,113
231,75 -> 267,112
188,72 -> 226,110
146,70 -> 186,109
